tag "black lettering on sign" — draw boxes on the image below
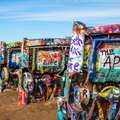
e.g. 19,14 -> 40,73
100,49 -> 107,55
110,49 -> 113,55
103,56 -> 111,69
100,49 -> 113,56
113,56 -> 120,68
103,55 -> 120,69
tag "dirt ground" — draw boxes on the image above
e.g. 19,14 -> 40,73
0,90 -> 57,120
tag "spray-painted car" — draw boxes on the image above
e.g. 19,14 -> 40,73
24,38 -> 70,74
0,41 -> 30,89
0,42 -> 8,91
0,42 -> 5,65
58,22 -> 120,120
24,38 -> 70,99
90,33 -> 120,83
0,38 -> 70,95
0,41 -> 23,88
88,31 -> 120,120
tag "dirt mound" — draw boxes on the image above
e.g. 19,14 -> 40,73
0,90 -> 57,120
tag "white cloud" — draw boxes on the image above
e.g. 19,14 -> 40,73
0,3 -> 63,13
0,9 -> 120,21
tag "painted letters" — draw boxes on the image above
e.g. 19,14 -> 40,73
67,33 -> 84,73
95,44 -> 120,82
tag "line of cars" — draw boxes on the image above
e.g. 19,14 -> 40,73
0,22 -> 120,119
0,38 -> 70,94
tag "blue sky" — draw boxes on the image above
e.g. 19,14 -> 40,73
0,0 -> 120,41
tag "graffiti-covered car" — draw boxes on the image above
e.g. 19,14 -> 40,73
90,32 -> 120,83
5,42 -> 22,87
58,22 -> 120,120
24,38 -> 70,99
25,38 -> 70,76
36,51 -> 63,73
0,41 -> 28,89
0,41 -> 8,90
0,42 -> 5,65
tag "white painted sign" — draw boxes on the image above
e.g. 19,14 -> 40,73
67,33 -> 85,73
97,48 -> 120,69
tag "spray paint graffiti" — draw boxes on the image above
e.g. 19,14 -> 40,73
9,51 -> 29,69
91,40 -> 120,82
6,42 -> 21,48
67,33 -> 85,73
98,48 -> 120,69
37,51 -> 63,71
89,24 -> 120,34
20,52 -> 29,68
11,52 -> 21,64
0,42 -> 5,64
63,21 -> 86,102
